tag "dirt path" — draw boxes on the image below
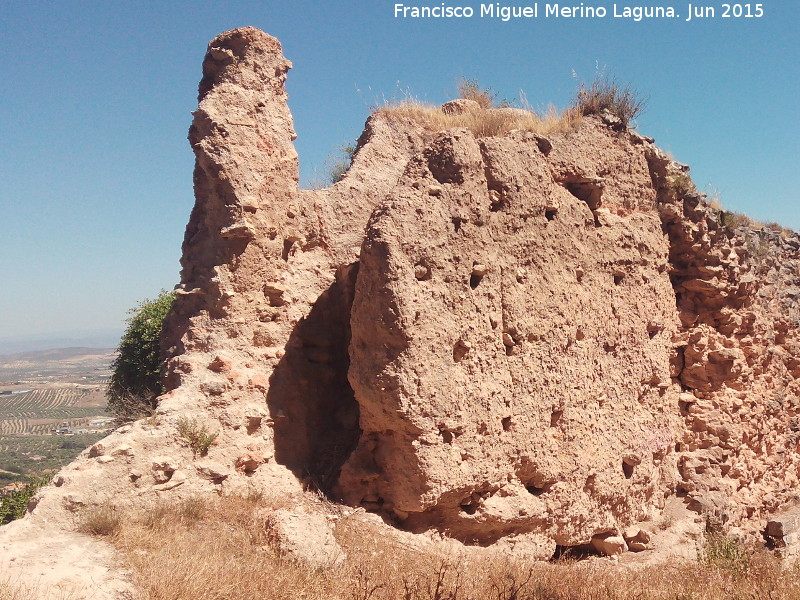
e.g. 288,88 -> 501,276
0,515 -> 133,600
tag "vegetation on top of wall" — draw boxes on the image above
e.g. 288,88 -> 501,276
327,143 -> 357,184
376,73 -> 650,139
456,78 -> 499,110
377,99 -> 584,138
376,79 -> 583,138
574,74 -> 647,127
666,172 -> 697,200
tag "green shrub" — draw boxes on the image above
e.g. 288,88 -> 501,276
700,533 -> 752,575
0,476 -> 50,525
176,417 -> 218,457
574,74 -> 646,127
328,143 -> 357,184
719,210 -> 756,231
667,172 -> 696,199
107,291 -> 175,420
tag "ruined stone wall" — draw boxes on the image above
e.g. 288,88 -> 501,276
15,27 -> 800,559
336,123 -> 684,554
651,160 -> 800,540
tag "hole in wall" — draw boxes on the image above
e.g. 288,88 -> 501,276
460,500 -> 478,515
501,416 -> 512,431
360,496 -> 385,511
526,483 -> 549,496
282,239 -> 296,261
489,198 -> 505,212
470,263 -> 487,289
622,461 -> 634,479
561,177 -> 604,210
678,399 -> 694,416
545,208 -> 557,221
487,182 -> 506,212
550,410 -> 563,427
453,340 -> 470,362
414,262 -> 432,281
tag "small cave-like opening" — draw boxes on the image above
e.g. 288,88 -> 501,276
267,263 -> 362,494
560,177 -> 604,211
459,494 -> 480,515
551,544 -> 595,562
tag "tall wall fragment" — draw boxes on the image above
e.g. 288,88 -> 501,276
10,28 -> 800,562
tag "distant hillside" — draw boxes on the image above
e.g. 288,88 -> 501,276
0,347 -> 114,363
0,330 -> 121,356
0,347 -> 115,383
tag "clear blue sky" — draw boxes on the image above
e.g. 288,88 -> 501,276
0,1 -> 797,349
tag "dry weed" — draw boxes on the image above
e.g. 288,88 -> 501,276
95,495 -> 800,600
77,504 -> 122,537
0,579 -> 80,600
456,78 -> 496,109
575,74 -> 647,127
0,581 -> 32,600
376,100 -> 582,138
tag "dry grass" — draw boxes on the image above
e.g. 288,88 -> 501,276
0,580 -> 79,600
77,504 -> 123,537
764,221 -> 796,239
456,78 -> 497,110
79,495 -> 800,600
575,75 -> 647,127
717,209 -> 760,231
0,582 -> 33,600
376,100 -> 582,138
376,78 -> 581,137
704,193 -> 788,237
